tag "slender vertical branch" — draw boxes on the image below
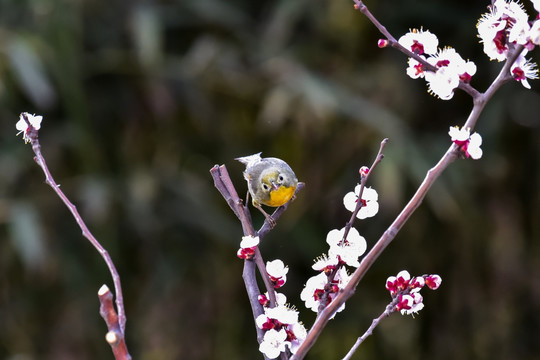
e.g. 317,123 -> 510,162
210,165 -> 267,341
316,139 -> 388,315
211,164 -> 304,345
20,113 -> 130,359
31,136 -> 127,330
342,139 -> 387,241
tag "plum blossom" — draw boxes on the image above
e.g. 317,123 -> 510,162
396,291 -> 425,315
532,0 -> 540,13
266,259 -> 289,289
258,292 -> 287,307
256,304 -> 306,357
406,56 -> 428,79
424,48 -> 476,100
301,268 -> 350,315
259,329 -> 288,359
312,254 -> 339,274
398,29 -> 476,99
288,321 -> 307,354
16,113 -> 43,143
326,227 -> 367,268
449,126 -> 483,160
530,19 -> 540,45
237,235 -> 259,259
386,270 -> 442,316
511,52 -> 539,89
425,66 -> 460,100
386,270 -> 411,294
477,0 -> 529,60
343,185 -> 379,219
398,28 -> 439,55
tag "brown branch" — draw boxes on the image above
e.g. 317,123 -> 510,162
210,165 -> 267,341
210,164 -> 304,347
20,113 -> 130,359
341,298 -> 398,360
316,139 -> 387,315
98,285 -> 131,360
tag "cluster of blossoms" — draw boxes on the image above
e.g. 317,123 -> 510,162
16,112 -> 42,143
300,169 -> 378,315
237,236 -> 306,358
398,29 -> 477,99
478,0 -> 540,88
256,265 -> 307,358
394,0 -> 540,99
386,270 -> 442,316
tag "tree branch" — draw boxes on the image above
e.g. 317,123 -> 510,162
20,113 -> 130,359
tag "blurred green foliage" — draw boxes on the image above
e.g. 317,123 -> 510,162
0,0 -> 539,359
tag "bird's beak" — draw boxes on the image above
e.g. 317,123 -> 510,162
271,181 -> 280,191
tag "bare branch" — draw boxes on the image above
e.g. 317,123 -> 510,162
98,285 -> 131,360
21,113 -> 130,359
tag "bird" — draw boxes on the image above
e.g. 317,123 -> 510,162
236,153 -> 298,225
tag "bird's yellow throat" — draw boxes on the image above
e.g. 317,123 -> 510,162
267,185 -> 296,207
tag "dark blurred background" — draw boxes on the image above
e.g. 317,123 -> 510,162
1,0 -> 539,359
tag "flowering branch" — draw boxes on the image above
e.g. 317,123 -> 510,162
292,139 -> 462,359
342,272 -> 441,360
291,1 -> 540,358
210,164 -> 304,344
316,139 -> 387,315
353,0 -> 481,98
16,113 -> 130,359
342,139 -> 387,241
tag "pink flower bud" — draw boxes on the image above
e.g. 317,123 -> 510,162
359,166 -> 370,177
378,39 -> 389,48
425,274 -> 442,290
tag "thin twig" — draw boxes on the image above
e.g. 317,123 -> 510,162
21,113 -> 130,359
343,139 -> 387,241
341,299 -> 397,360
316,139 -> 387,315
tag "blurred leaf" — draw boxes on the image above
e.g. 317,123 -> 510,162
6,35 -> 56,109
8,201 -> 48,272
130,4 -> 163,70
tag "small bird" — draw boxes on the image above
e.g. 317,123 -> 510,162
236,153 -> 298,225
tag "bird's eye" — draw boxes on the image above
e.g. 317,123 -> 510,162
262,183 -> 270,191
278,174 -> 284,183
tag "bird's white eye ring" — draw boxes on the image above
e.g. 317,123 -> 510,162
262,183 -> 270,191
